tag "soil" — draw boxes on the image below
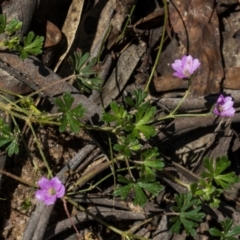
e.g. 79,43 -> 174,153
1,0 -> 240,240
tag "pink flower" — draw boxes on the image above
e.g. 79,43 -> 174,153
171,55 -> 201,79
213,94 -> 235,117
35,177 -> 65,205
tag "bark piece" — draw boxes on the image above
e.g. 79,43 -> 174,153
22,145 -> 96,240
169,0 -> 223,96
54,0 -> 84,71
44,207 -> 145,239
0,52 -> 102,122
224,67 -> 240,89
95,44 -> 146,107
152,74 -> 188,92
1,0 -> 37,38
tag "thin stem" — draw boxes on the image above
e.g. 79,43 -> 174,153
82,123 -> 113,132
13,74 -> 75,106
124,217 -> 155,238
0,168 -> 37,188
97,24 -> 112,64
156,110 -> 212,122
144,0 -> 168,92
27,121 -> 52,178
67,166 -> 135,195
171,86 -> 190,115
66,198 -> 150,240
108,133 -> 117,191
62,198 -> 82,239
66,197 -> 124,235
125,156 -> 135,181
0,94 -> 31,116
68,161 -> 113,191
174,112 -> 212,118
162,170 -> 190,190
0,88 -> 23,99
116,5 -> 136,43
0,101 -> 30,121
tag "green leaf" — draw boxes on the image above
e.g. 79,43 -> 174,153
135,103 -> 155,126
6,139 -> 19,157
0,119 -> 12,135
209,218 -> 240,240
170,193 -> 205,236
55,92 -> 85,133
61,114 -> 79,133
134,184 -> 148,206
0,135 -> 12,147
222,218 -> 234,234
21,199 -> 32,210
0,14 -> 6,34
132,103 -> 156,139
59,115 -> 68,133
214,172 -> 239,189
138,179 -> 164,196
190,179 -> 222,208
114,135 -> 142,157
124,89 -> 148,108
82,77 -> 102,89
201,156 -> 239,189
0,119 -> 19,156
170,217 -> 181,235
113,175 -> 164,207
18,31 -> 44,59
226,226 -> 240,238
69,50 -> 102,93
209,228 -> 223,237
113,183 -> 134,200
5,19 -> 22,35
3,36 -> 20,50
69,51 -> 89,72
117,175 -> 132,184
102,101 -> 128,126
141,148 -> 165,176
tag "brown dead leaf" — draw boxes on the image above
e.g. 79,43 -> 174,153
152,74 -> 188,92
134,8 -> 165,30
94,43 -> 146,107
54,0 -> 84,71
169,0 -> 224,96
223,67 -> 240,89
44,21 -> 62,48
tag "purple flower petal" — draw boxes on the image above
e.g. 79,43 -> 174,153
50,177 -> 62,190
171,60 -> 184,74
37,177 -> 51,189
213,107 -> 220,116
191,59 -> 201,73
213,95 -> 235,117
171,55 -> 200,79
181,55 -> 188,67
35,189 -> 47,201
173,72 -> 185,79
223,101 -> 234,109
44,194 -> 57,205
182,56 -> 192,73
35,176 -> 65,205
225,109 -> 235,116
56,184 -> 65,198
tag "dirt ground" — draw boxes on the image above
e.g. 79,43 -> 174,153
1,0 -> 240,239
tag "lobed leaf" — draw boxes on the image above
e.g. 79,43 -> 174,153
114,175 -> 164,207
201,156 -> 239,190
55,92 -> 85,133
170,193 -> 205,236
19,31 -> 44,59
209,218 -> 240,240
